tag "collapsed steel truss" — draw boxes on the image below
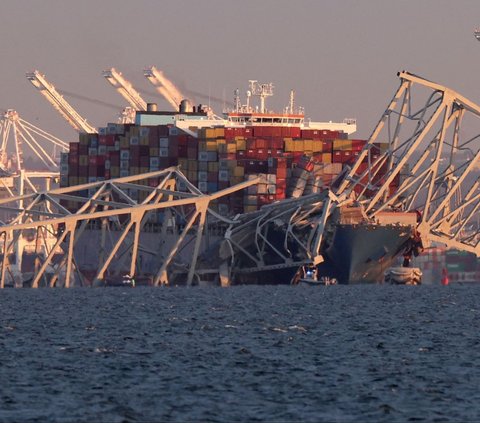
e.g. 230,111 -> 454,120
336,71 -> 480,253
0,168 -> 256,287
1,71 -> 479,287
223,72 -> 480,279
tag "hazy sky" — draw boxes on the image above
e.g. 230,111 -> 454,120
0,0 -> 479,142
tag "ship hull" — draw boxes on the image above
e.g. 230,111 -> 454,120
317,223 -> 415,284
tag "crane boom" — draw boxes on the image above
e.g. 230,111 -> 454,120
143,66 -> 185,111
26,70 -> 97,134
102,68 -> 147,111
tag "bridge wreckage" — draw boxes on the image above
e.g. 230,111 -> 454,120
0,71 -> 479,286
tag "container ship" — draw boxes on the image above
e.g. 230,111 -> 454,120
54,81 -> 418,286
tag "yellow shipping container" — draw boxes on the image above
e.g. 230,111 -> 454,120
130,167 -> 139,175
333,139 -> 352,151
140,167 -> 149,174
227,143 -> 237,153
236,139 -> 246,150
140,136 -> 149,146
233,166 -> 245,177
312,140 -> 323,153
322,153 -> 332,163
303,140 -> 313,151
78,177 -> 87,185
208,162 -> 219,172
230,176 -> 244,185
215,128 -> 225,138
110,167 -> 120,177
150,147 -> 159,156
206,141 -> 217,151
120,136 -> 129,149
378,142 -> 389,153
217,138 -> 226,146
284,139 -> 295,152
205,128 -> 216,138
244,205 -> 257,213
294,140 -> 305,152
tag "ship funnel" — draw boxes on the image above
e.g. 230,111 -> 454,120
179,99 -> 193,113
147,103 -> 158,112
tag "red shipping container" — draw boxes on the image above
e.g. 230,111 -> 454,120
290,127 -> 301,138
281,127 -> 291,137
158,125 -> 169,136
104,170 -> 111,180
253,126 -> 263,137
256,138 -> 268,149
68,162 -> 79,176
79,144 -> 88,155
246,149 -> 256,159
78,165 -> 88,177
237,150 -> 246,159
178,145 -> 187,157
68,153 -> 79,165
225,127 -> 235,139
322,140 -> 333,152
246,138 -> 256,149
140,156 -> 150,168
271,138 -> 284,149
244,127 -> 252,136
332,151 -> 342,163
70,142 -> 79,152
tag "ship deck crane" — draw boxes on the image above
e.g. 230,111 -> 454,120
26,70 -> 97,134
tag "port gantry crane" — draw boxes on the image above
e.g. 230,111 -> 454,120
143,66 -> 185,111
102,68 -> 148,123
26,70 -> 97,134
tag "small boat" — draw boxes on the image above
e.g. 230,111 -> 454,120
384,266 -> 422,285
299,275 -> 338,286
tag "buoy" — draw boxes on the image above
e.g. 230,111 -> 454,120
441,268 -> 449,286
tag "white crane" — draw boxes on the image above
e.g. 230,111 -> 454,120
26,70 -> 97,134
1,109 -> 68,174
102,68 -> 148,111
143,66 -> 185,111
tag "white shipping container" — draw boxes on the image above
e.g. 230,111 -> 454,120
198,171 -> 208,182
120,169 -> 129,177
198,152 -> 209,162
120,160 -> 130,170
198,181 -> 208,192
219,170 -> 229,181
120,150 -> 130,160
159,147 -> 169,157
159,137 -> 169,148
130,136 -> 139,145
